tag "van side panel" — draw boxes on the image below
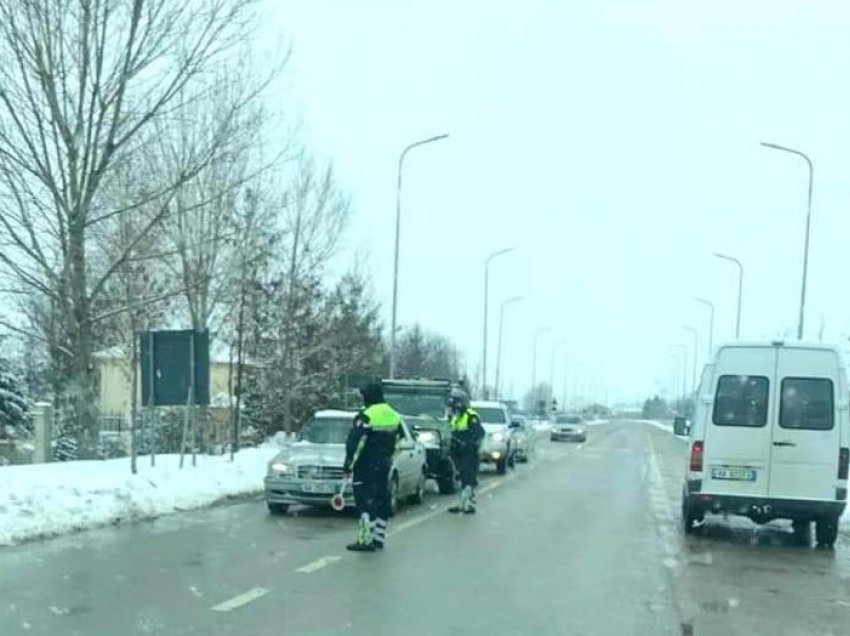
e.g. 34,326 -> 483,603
703,347 -> 775,498
767,347 -> 841,502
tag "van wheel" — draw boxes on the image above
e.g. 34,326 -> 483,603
815,516 -> 839,548
792,520 -> 812,547
267,503 -> 289,515
682,495 -> 703,535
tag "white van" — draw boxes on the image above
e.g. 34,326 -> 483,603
682,341 -> 849,547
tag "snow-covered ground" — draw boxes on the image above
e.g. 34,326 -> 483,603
0,447 -> 278,546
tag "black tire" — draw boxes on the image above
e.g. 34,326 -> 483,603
792,519 -> 812,547
410,469 -> 426,505
388,473 -> 400,518
437,458 -> 458,494
815,516 -> 839,548
496,455 -> 508,475
267,502 -> 289,515
682,495 -> 703,535
508,449 -> 516,469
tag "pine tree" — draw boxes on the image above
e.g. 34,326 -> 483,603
0,354 -> 27,433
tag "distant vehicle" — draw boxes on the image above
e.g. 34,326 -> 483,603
673,416 -> 690,436
382,378 -> 459,494
682,342 -> 849,548
264,410 -> 427,515
472,400 -> 515,474
550,414 -> 587,442
510,414 -> 536,463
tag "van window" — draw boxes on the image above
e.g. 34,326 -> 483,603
712,375 -> 769,427
779,378 -> 834,431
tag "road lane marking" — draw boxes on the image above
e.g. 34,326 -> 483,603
389,479 -> 507,537
210,587 -> 269,612
296,555 -> 342,573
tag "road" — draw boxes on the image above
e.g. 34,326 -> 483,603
1,421 -> 849,635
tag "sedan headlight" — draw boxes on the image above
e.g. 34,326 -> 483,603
269,461 -> 291,475
490,432 -> 506,443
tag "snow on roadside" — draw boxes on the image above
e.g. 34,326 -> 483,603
0,447 -> 278,547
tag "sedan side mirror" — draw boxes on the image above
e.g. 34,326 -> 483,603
509,421 -> 521,429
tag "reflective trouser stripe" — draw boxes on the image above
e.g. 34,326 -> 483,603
357,513 -> 372,544
374,518 -> 388,544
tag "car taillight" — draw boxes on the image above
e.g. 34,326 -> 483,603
839,447 -> 849,480
690,441 -> 704,472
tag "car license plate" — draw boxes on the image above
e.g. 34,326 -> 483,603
302,482 -> 335,494
711,466 -> 756,482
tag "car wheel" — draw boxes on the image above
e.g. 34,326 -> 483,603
437,458 -> 458,494
388,473 -> 400,518
681,494 -> 703,535
411,469 -> 426,505
267,502 -> 289,515
792,519 -> 812,547
496,455 -> 508,475
815,516 -> 839,548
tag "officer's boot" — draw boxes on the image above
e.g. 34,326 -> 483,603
373,517 -> 387,550
449,486 -> 470,514
347,513 -> 376,552
464,487 -> 477,514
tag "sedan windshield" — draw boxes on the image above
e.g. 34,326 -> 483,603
298,417 -> 351,444
557,416 -> 582,424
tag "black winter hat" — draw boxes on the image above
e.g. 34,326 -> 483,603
360,381 -> 384,407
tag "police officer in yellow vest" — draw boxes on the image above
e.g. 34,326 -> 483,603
448,388 -> 485,514
343,381 -> 403,551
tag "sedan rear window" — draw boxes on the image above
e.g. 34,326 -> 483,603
476,407 -> 507,424
779,378 -> 834,431
712,375 -> 769,427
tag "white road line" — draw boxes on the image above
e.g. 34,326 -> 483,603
296,555 -> 342,574
210,587 -> 269,612
389,479 -> 507,537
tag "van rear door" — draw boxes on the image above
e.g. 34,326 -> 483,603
767,347 -> 840,501
704,347 -> 775,498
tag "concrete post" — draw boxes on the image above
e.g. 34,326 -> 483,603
32,402 -> 53,463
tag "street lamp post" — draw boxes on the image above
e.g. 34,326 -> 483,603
548,342 -> 565,406
389,133 -> 450,378
760,141 -> 814,340
694,297 -> 715,356
482,248 -> 515,397
713,252 -> 744,339
531,327 -> 552,391
673,345 -> 688,407
494,296 -> 524,398
683,326 -> 699,393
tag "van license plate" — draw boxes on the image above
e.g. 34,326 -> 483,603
711,467 -> 756,482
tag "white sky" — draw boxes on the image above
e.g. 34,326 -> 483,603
260,0 -> 850,404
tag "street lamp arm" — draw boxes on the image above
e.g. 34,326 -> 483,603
760,142 -> 813,172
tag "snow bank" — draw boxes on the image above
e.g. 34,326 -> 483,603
0,447 -> 278,546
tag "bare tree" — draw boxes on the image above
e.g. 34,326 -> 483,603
0,0 -> 257,455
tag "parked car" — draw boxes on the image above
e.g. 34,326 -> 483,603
682,341 -> 849,548
550,414 -> 587,442
473,400 -> 515,475
264,410 -> 428,516
510,415 -> 536,463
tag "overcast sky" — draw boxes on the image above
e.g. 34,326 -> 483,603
260,0 -> 850,404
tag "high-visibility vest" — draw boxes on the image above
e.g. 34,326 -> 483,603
364,403 -> 401,430
451,408 -> 479,431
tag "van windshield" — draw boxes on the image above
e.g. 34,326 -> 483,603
713,375 -> 769,427
779,378 -> 834,431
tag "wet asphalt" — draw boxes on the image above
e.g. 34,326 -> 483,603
0,421 -> 848,635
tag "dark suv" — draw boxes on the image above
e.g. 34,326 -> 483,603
382,378 -> 459,494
